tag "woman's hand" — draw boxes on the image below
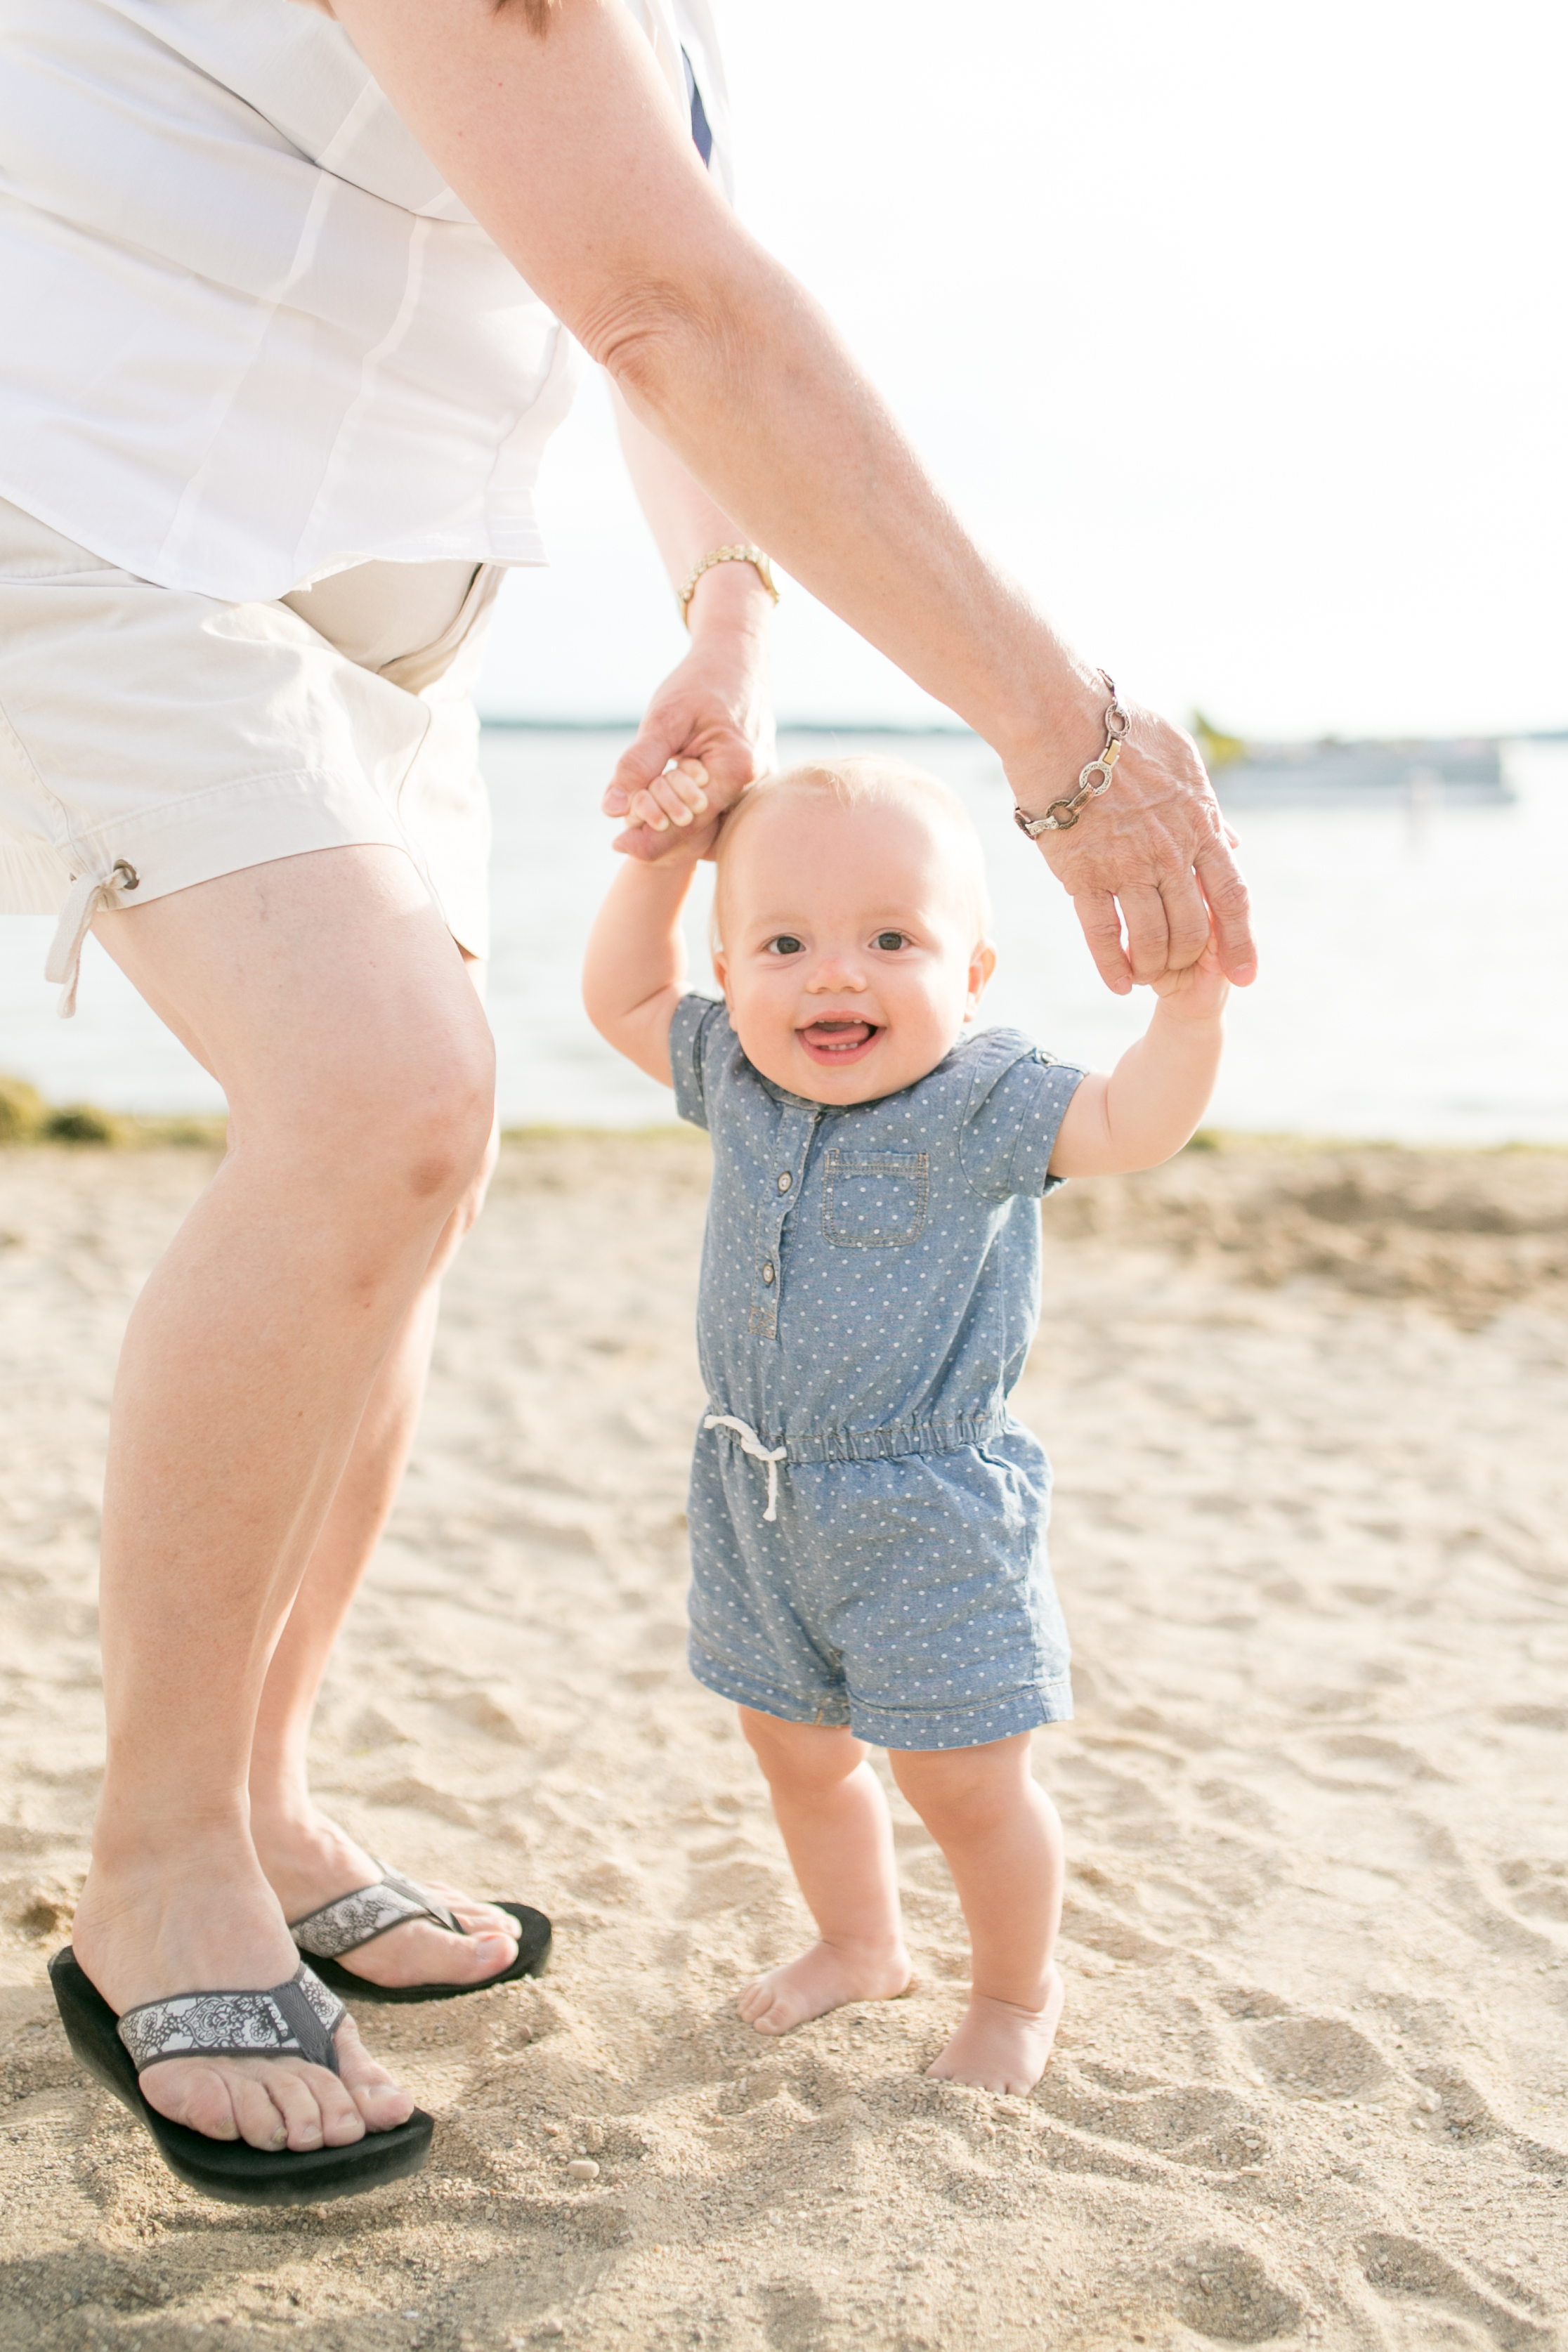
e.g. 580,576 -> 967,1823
1007,691 -> 1255,996
603,569 -> 775,861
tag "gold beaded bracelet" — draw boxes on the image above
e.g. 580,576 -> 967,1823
677,543 -> 780,629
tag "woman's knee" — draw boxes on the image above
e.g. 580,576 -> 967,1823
423,1115 -> 499,1281
100,848 -> 497,1211
242,1002 -> 494,1220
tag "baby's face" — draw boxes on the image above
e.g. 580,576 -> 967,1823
713,795 -> 995,1106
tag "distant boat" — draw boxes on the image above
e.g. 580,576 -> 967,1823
1193,719 -> 1510,806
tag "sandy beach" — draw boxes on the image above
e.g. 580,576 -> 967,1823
1,1128 -> 1565,2351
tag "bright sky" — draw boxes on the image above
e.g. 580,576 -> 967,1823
478,0 -> 1567,739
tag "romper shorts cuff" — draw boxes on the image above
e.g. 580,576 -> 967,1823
688,1629 -> 1072,1751
847,1675 -> 1073,1752
687,1631 -> 854,1730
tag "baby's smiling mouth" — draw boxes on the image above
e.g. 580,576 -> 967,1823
797,1017 -> 882,1063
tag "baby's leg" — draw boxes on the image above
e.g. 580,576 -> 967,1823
736,1709 -> 912,2034
890,1732 -> 1064,2094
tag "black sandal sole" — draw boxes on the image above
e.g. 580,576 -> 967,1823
48,1949 -> 433,2207
306,1902 -> 553,2004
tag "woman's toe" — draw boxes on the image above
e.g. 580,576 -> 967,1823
407,1921 -> 516,1982
427,1887 -> 516,1938
311,2067 -> 369,2148
463,1929 -> 517,1972
334,2020 -> 414,2131
230,2071 -> 291,2151
266,2065 -> 327,2150
353,2078 -> 415,2131
141,2058 -> 239,2141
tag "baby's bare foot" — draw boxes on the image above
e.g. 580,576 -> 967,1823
925,1966 -> 1064,2094
738,1939 -> 911,2036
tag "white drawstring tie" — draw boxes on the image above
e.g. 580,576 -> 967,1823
704,1413 -> 788,1522
46,859 -> 140,1019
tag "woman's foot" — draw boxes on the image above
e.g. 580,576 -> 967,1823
251,1807 -> 518,1990
70,1850 -> 414,2150
925,1966 -> 1064,2095
738,1938 -> 911,2035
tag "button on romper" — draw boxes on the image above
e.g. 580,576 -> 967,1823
669,996 -> 1086,1752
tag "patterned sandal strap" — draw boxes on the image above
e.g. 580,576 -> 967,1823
117,1964 -> 346,2074
288,1864 -> 463,1960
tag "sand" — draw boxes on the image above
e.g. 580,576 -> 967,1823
1,1130 -> 1566,2351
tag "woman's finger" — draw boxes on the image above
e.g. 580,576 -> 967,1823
1071,889 -> 1133,994
1195,839 -> 1258,984
1118,884 -> 1170,985
605,729 -> 681,817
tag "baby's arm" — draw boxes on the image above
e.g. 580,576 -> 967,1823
582,833 -> 708,1085
1048,927 -> 1229,1178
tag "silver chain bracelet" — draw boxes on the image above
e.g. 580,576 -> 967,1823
1012,673 -> 1130,837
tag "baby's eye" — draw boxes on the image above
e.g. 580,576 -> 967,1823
873,930 -> 909,953
764,934 -> 804,957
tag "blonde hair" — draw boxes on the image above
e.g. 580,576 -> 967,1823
712,757 -> 992,953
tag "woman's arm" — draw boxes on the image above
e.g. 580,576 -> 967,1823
582,839 -> 707,1084
606,386 -> 775,849
331,0 -> 1255,993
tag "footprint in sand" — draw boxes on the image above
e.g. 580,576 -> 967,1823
1497,1857 -> 1568,1925
1357,2232 -> 1553,2348
1246,2014 -> 1393,2101
1161,2245 -> 1304,2344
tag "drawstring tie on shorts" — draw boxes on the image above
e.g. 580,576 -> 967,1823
704,1413 -> 788,1522
46,860 -> 140,1019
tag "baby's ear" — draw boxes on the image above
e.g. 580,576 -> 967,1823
967,939 -> 998,1008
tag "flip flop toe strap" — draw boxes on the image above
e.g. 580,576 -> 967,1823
289,1864 -> 463,1960
117,1965 -> 346,2074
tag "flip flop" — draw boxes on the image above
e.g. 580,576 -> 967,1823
288,1864 -> 552,2004
48,1947 -> 433,2207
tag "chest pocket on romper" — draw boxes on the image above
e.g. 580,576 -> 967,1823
822,1150 -> 929,1246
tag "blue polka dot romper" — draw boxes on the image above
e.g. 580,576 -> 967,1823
669,997 -> 1085,1752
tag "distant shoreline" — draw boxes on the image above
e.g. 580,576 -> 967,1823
476,716 -> 979,736
475,717 -> 1568,742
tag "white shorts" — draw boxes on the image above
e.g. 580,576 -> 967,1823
0,496 -> 502,1014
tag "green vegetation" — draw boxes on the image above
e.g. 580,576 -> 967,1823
0,1074 -> 224,1149
1191,711 -> 1248,771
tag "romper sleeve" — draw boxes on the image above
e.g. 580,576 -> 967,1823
667,992 -> 731,1132
958,1029 -> 1087,1201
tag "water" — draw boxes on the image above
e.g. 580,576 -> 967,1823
3,731 -> 1564,1142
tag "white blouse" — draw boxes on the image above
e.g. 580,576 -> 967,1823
0,0 -> 733,602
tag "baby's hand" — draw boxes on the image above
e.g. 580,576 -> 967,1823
1148,920 -> 1229,1019
615,758 -> 724,863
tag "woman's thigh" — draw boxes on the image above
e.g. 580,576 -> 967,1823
92,844 -> 494,1173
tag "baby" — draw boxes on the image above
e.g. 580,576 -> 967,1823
584,756 -> 1227,2093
